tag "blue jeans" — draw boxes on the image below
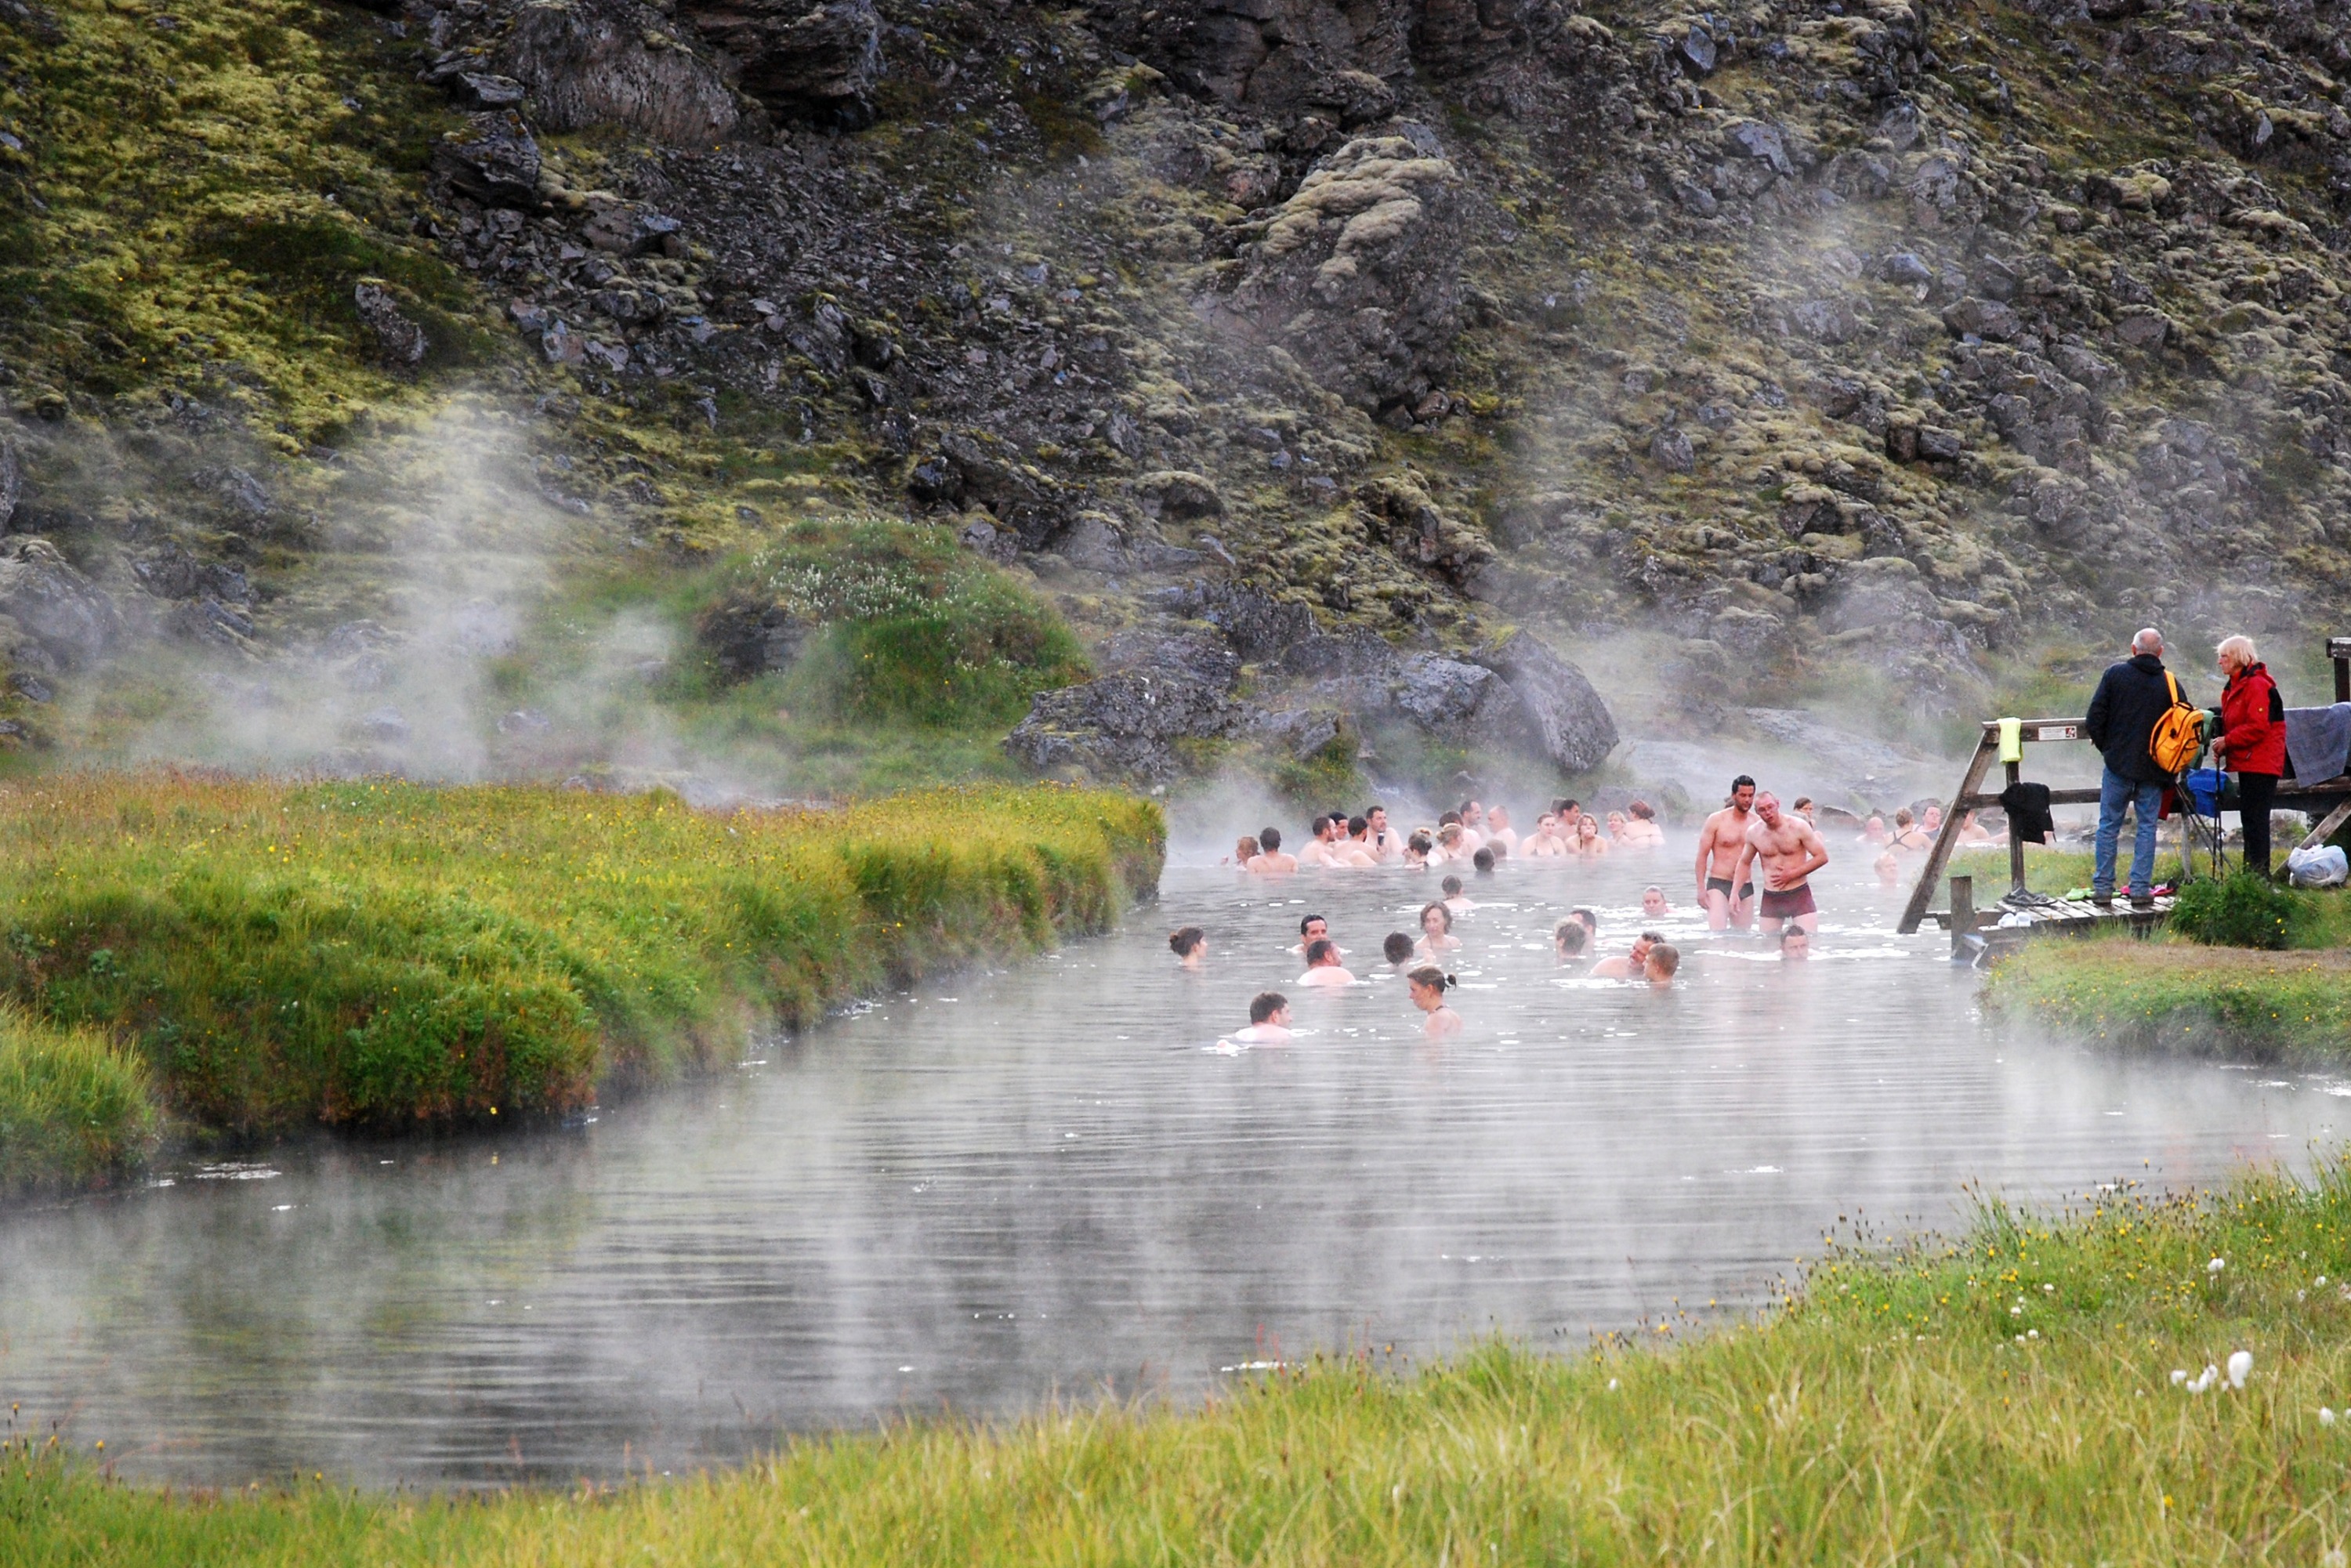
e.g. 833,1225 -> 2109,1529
2094,769 -> 2164,899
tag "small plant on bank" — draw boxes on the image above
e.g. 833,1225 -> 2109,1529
2170,871 -> 2306,950
0,1005 -> 156,1194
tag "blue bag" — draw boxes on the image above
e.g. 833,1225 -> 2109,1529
2181,767 -> 2225,817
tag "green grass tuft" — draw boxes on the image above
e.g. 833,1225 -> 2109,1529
0,1003 -> 156,1194
2170,872 -> 2309,950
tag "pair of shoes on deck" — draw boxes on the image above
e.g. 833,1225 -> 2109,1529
2088,893 -> 2158,912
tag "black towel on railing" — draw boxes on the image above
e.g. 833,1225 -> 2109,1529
1998,781 -> 2055,846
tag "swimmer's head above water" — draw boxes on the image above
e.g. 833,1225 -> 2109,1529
1553,919 -> 1588,959
1168,926 -> 1205,965
1304,938 -> 1342,969
1729,775 -> 1757,811
1644,943 -> 1680,987
1641,885 -> 1669,916
1258,826 -> 1284,852
1441,875 -> 1465,897
1472,848 -> 1495,875
1299,914 -> 1328,941
1420,901 -> 1454,937
1248,991 -> 1291,1026
1780,926 -> 1810,960
1382,932 -> 1415,965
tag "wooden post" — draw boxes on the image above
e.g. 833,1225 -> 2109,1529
2298,798 -> 2351,854
2333,636 -> 2351,704
1899,730 -> 1998,935
2004,759 -> 2026,896
1949,875 -> 1975,961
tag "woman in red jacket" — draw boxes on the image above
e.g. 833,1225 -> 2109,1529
2212,634 -> 2288,877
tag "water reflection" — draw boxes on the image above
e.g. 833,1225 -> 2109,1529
0,853 -> 2338,1486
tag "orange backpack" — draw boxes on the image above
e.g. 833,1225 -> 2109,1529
2149,669 -> 2205,776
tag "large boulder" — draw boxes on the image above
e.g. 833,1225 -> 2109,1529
0,538 -> 119,668
1004,633 -> 1239,783
494,0 -> 741,143
1201,130 -> 1467,415
1005,669 -> 1235,783
1473,629 -> 1618,773
679,0 -> 881,125
1392,653 -> 1509,737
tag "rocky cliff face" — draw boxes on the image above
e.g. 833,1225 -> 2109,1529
3,0 -> 2349,790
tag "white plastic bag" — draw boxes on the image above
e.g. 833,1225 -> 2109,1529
2287,844 -> 2349,889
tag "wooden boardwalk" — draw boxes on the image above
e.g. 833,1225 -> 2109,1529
1926,875 -> 2175,959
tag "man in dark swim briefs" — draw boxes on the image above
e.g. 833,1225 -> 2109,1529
1693,776 -> 1759,932
1734,791 -> 1830,936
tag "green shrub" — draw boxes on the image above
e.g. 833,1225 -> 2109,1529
0,1005 -> 157,1193
2170,871 -> 2306,949
727,516 -> 1088,729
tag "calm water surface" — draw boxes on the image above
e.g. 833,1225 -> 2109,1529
2,853 -> 2342,1486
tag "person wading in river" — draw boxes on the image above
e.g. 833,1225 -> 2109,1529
1734,791 -> 1831,936
1694,776 -> 1759,931
1297,939 -> 1356,987
1248,827 -> 1297,875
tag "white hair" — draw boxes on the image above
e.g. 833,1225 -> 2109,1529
2217,634 -> 2259,664
2132,627 -> 2164,655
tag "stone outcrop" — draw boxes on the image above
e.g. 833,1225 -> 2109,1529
678,0 -> 881,125
0,538 -> 118,669
1203,130 -> 1467,415
494,0 -> 741,144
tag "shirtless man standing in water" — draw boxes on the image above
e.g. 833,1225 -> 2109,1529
1734,791 -> 1831,936
1693,775 -> 1759,931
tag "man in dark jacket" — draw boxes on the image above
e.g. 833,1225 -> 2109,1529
2081,627 -> 2176,908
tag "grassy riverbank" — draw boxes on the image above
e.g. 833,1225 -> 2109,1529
0,1006 -> 154,1193
13,1159 -> 2351,1560
1988,937 -> 2351,1063
0,778 -> 1160,1164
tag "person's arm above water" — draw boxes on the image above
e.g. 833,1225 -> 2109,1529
1693,820 -> 1714,898
1732,828 -> 1762,893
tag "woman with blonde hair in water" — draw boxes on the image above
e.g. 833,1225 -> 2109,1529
1573,816 -> 1610,856
1407,967 -> 1462,1037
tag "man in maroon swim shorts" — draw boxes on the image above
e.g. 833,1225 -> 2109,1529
1735,791 -> 1830,936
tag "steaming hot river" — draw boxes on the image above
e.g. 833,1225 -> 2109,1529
3,855 -> 2344,1486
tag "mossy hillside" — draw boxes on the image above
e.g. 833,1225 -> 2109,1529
0,0 -> 480,440
21,1160 -> 2351,1559
0,777 -> 1162,1138
0,1002 -> 154,1194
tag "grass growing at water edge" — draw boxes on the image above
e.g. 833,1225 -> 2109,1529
0,777 -> 1161,1153
0,1005 -> 154,1194
18,1157 -> 2351,1559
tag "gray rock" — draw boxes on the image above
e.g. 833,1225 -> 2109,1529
1133,470 -> 1223,520
1725,119 -> 1793,176
0,437 -> 18,533
495,0 -> 740,143
165,596 -> 257,649
1650,426 -> 1695,473
1281,630 -> 1400,680
1251,705 -> 1343,761
1092,626 -> 1241,690
1878,251 -> 1933,286
1004,666 -> 1234,782
1057,513 -> 1128,572
580,199 -> 683,257
360,706 -> 411,741
353,282 -> 429,366
1143,581 -> 1315,657
0,538 -> 118,668
1678,24 -> 1717,73
1942,296 -> 2021,341
7,671 -> 49,704
1393,654 -> 1505,734
1474,629 -> 1619,773
452,71 -> 527,109
432,110 -> 542,209
681,0 -> 881,125
132,542 -> 201,599
696,596 -> 812,681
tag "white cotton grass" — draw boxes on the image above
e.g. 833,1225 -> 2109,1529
2208,1257 -> 2227,1274
2321,1407 -> 2338,1427
2169,1352 -> 2252,1393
